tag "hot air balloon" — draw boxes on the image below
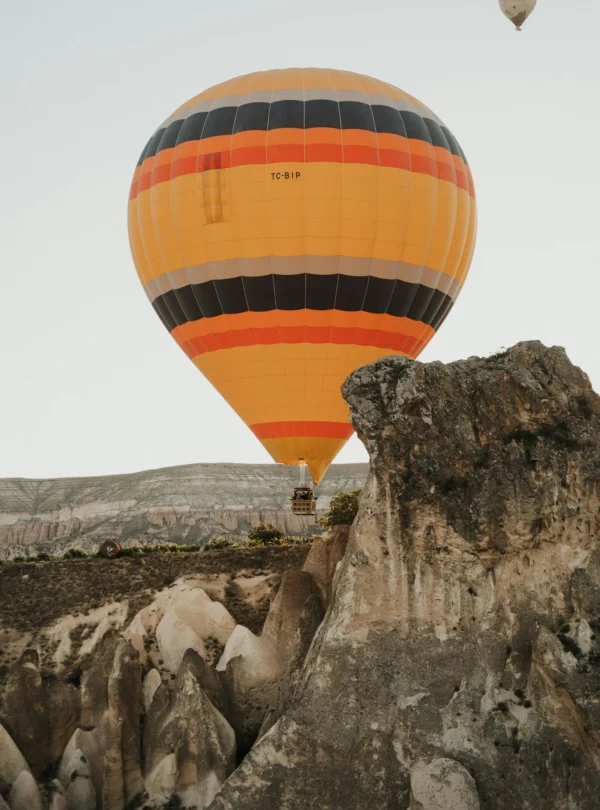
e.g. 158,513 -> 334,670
128,68 -> 477,505
499,0 -> 537,30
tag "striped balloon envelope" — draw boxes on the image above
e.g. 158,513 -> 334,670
128,68 -> 477,485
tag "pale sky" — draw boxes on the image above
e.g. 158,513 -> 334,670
1,0 -> 598,479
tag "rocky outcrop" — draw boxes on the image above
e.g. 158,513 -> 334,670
0,651 -> 79,778
259,572 -> 324,737
210,342 -> 600,809
48,780 -> 68,810
301,524 -> 349,609
408,759 -> 480,810
144,650 -> 236,808
59,729 -> 103,803
0,725 -> 29,794
0,544 -> 327,809
154,588 -> 236,673
0,558 -> 321,808
101,641 -> 143,810
0,463 -> 367,559
63,750 -> 96,810
216,626 -> 281,753
7,770 -> 42,810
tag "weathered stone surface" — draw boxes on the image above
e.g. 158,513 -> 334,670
63,749 -> 96,810
144,650 -> 235,808
262,571 -> 321,667
0,546 -> 306,691
301,524 -> 350,609
80,630 -> 120,731
58,728 -> 103,800
259,572 -> 324,737
409,759 -> 479,810
216,626 -> 280,752
0,651 -> 79,777
47,779 -> 67,810
0,723 -> 29,794
0,653 -> 46,778
126,583 -> 236,672
182,651 -> 229,719
155,588 -> 236,674
101,640 -> 143,810
45,678 -> 81,770
210,343 -> 600,809
7,770 -> 42,810
0,463 -> 367,559
142,669 -> 162,711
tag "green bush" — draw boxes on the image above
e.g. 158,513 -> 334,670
246,534 -> 314,548
247,522 -> 284,545
114,547 -> 142,557
63,549 -> 87,559
247,535 -> 285,548
113,542 -> 203,557
204,537 -> 236,551
149,543 -> 178,554
317,490 -> 361,530
283,535 -> 314,546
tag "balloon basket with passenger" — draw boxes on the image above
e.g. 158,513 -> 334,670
290,461 -> 318,516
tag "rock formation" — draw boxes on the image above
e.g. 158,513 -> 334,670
0,651 -> 79,778
0,725 -> 30,793
0,462 -> 367,559
3,341 -> 600,809
210,342 -> 600,809
144,650 -> 236,808
7,770 -> 43,810
102,640 -> 143,809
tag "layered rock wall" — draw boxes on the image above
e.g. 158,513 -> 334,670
0,463 -> 367,559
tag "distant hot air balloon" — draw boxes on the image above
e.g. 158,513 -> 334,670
128,68 -> 477,492
499,0 -> 537,30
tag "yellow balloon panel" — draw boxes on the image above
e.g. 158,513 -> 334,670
128,68 -> 477,483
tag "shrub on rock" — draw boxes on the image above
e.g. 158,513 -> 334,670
247,523 -> 284,545
317,490 -> 361,530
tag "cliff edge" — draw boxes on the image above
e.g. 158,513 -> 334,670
212,341 -> 600,809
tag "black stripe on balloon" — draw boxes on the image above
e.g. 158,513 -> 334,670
152,275 -> 453,333
141,101 -> 467,163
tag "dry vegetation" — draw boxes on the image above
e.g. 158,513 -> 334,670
0,545 -> 310,682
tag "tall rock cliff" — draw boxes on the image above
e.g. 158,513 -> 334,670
0,463 -> 367,559
211,342 -> 600,809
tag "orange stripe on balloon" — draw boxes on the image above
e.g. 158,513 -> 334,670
129,140 -> 474,201
250,421 -> 354,440
174,324 -> 423,359
172,310 -> 434,342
